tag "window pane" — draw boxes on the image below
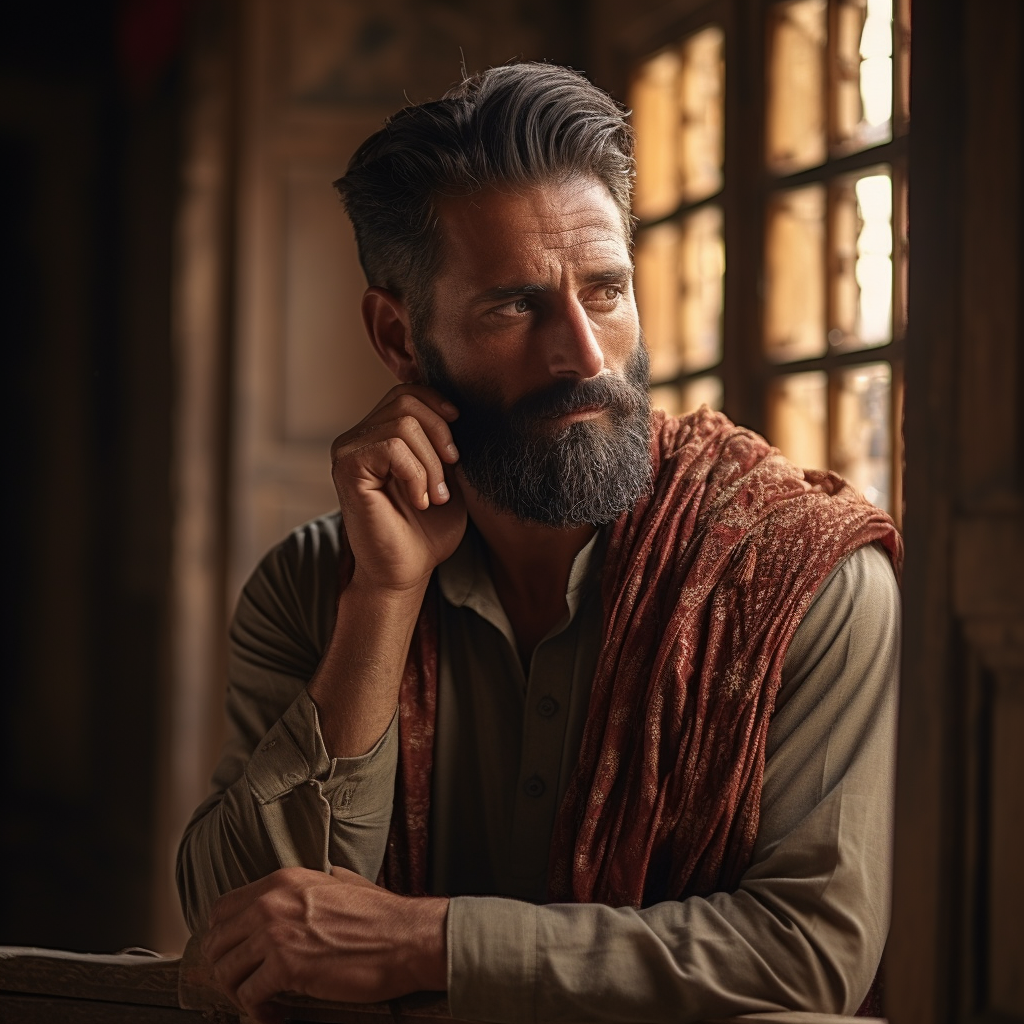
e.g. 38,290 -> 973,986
650,383 -> 683,416
632,50 -> 683,220
635,222 -> 681,381
649,376 -> 723,417
834,0 -> 893,153
832,362 -> 891,509
830,170 -> 892,350
681,375 -> 723,413
768,371 -> 828,469
765,184 -> 827,361
632,27 -> 725,219
679,206 -> 724,372
767,0 -> 827,172
677,27 -> 725,203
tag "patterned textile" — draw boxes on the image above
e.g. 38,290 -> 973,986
376,407 -> 901,917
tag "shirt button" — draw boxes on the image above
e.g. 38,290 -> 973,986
536,696 -> 559,718
523,775 -> 546,798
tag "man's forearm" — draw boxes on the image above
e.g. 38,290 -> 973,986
308,574 -> 428,757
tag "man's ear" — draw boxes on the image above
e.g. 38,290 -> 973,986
361,287 -> 420,382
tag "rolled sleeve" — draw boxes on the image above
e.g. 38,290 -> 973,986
176,515 -> 398,932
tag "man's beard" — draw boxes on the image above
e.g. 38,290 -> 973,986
415,337 -> 654,527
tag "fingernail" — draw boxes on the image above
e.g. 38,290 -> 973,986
421,492 -> 429,508
437,482 -> 449,501
446,443 -> 459,460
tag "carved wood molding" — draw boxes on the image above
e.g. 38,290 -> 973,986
0,942 -> 887,1024
0,947 -> 180,1006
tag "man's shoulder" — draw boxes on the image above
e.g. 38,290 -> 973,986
234,511 -> 346,637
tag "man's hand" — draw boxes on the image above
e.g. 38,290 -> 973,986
311,383 -> 466,756
330,383 -> 466,594
201,866 -> 449,1024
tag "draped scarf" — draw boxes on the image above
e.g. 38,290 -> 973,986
375,407 -> 902,910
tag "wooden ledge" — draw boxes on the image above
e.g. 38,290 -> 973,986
0,942 -> 884,1023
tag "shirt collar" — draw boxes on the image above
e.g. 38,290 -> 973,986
438,522 -> 602,632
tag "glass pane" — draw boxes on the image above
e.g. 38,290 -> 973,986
832,362 -> 891,509
678,27 -> 725,203
681,375 -> 723,413
635,222 -> 681,381
830,170 -> 892,350
765,184 -> 827,361
767,371 -> 828,469
649,383 -> 683,415
767,0 -> 827,172
678,206 -> 724,372
631,27 -> 725,219
631,50 -> 683,220
834,0 -> 893,152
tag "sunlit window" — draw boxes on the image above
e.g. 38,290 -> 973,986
630,25 -> 726,416
631,0 -> 909,520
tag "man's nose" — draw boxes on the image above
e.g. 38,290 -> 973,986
546,299 -> 605,379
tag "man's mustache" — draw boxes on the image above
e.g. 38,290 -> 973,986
508,372 -> 647,424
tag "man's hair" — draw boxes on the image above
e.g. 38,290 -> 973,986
333,62 -> 635,321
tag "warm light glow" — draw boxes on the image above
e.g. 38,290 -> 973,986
765,184 -> 827,361
681,375 -> 723,414
858,0 -> 893,139
833,362 -> 891,509
767,0 -> 827,171
854,174 -> 893,344
631,27 -> 724,220
768,372 -> 828,470
679,206 -> 725,372
634,223 -> 681,380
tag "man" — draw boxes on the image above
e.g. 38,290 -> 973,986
177,63 -> 901,1024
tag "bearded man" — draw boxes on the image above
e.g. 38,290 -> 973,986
177,63 -> 902,1024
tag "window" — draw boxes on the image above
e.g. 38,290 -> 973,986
629,0 -> 910,519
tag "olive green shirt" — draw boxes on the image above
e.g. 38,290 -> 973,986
177,513 -> 900,1022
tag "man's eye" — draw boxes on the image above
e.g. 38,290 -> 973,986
592,285 -> 623,305
493,297 -> 530,317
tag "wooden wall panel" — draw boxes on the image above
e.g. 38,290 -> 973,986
227,0 -> 578,601
281,163 -> 392,444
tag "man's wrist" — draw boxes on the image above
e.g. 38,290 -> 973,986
404,895 -> 449,993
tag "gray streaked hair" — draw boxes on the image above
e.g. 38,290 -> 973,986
333,62 -> 635,321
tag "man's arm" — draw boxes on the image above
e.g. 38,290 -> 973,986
177,384 -> 465,932
199,543 -> 898,1023
447,542 -> 899,1023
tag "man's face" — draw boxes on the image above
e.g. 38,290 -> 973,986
413,176 -> 653,527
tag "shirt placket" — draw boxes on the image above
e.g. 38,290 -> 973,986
505,629 -> 578,891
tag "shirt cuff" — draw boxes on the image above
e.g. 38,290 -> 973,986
244,691 -> 397,816
448,895 -> 538,1024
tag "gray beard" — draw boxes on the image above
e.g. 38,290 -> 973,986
415,339 -> 654,527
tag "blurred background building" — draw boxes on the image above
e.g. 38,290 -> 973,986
1,2 -> 1020,1021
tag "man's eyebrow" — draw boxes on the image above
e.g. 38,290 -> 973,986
476,283 -> 548,301
474,266 -> 633,302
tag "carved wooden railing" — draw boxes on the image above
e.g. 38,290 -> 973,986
0,941 -> 883,1023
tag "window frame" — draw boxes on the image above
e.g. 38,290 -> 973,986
620,0 -> 910,520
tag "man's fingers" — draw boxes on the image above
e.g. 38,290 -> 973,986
207,872 -> 278,928
333,391 -> 460,476
336,428 -> 450,511
365,382 -> 458,424
208,931 -> 262,1005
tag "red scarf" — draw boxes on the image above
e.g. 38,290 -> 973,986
378,408 -> 902,908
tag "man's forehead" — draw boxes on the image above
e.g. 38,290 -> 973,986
431,176 -> 631,280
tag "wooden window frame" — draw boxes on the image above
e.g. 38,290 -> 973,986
621,0 -> 910,519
